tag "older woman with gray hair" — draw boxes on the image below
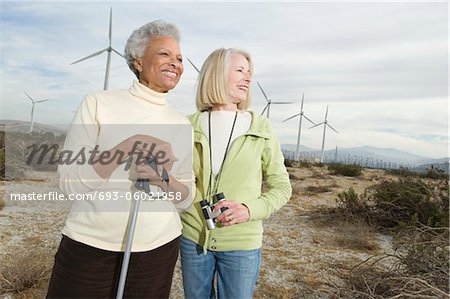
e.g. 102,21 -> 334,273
46,20 -> 193,298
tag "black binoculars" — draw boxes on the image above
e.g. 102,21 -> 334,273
200,192 -> 228,230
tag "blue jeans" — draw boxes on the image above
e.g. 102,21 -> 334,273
180,236 -> 261,299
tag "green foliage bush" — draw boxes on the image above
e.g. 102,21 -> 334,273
336,188 -> 372,223
328,163 -> 362,177
336,178 -> 448,230
368,178 -> 448,228
423,166 -> 448,180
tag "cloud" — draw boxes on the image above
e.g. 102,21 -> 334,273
1,1 -> 447,158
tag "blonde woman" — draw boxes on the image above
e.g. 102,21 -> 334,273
180,48 -> 292,299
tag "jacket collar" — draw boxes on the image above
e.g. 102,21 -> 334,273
189,110 -> 271,141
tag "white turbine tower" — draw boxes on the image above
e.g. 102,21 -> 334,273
25,92 -> 50,133
283,93 -> 315,161
309,105 -> 339,163
71,8 -> 123,90
257,82 -> 292,118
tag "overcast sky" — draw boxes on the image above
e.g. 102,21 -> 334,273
1,1 -> 448,158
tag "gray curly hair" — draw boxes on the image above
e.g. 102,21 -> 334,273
124,20 -> 180,78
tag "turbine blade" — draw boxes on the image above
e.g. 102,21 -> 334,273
35,99 -> 50,103
24,92 -> 34,103
300,93 -> 305,110
187,57 -> 200,73
257,82 -> 270,103
325,105 -> 329,120
71,48 -> 108,64
327,123 -> 339,134
309,122 -> 324,129
261,104 -> 268,116
303,114 -> 316,125
111,48 -> 125,58
108,7 -> 112,46
282,113 -> 301,122
271,101 -> 293,104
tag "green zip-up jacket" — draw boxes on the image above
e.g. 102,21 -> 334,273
181,110 -> 292,252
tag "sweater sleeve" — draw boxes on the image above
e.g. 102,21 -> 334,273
58,94 -> 108,196
172,151 -> 196,211
243,126 -> 292,221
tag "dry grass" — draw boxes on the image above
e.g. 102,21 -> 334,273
330,219 -> 381,252
0,251 -> 52,298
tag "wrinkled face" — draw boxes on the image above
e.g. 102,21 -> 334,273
133,36 -> 183,93
227,52 -> 251,105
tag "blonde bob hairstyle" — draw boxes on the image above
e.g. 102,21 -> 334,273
196,48 -> 253,111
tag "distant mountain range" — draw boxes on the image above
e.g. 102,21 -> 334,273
281,144 -> 449,170
1,119 -> 447,172
0,120 -> 68,135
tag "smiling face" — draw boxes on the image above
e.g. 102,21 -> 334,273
133,36 -> 183,93
227,52 -> 252,107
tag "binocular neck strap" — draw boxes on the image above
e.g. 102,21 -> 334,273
206,110 -> 238,200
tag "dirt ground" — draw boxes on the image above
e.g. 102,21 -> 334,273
0,166 -> 396,298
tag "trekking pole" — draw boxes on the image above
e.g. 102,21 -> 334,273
116,155 -> 169,299
116,184 -> 142,299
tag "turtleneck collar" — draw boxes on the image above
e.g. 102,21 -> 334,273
129,80 -> 167,106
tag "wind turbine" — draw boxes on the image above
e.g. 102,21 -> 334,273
71,8 -> 123,90
257,82 -> 292,118
309,105 -> 339,163
25,92 -> 50,133
283,93 -> 315,161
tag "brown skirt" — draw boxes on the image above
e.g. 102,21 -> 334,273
46,235 -> 180,299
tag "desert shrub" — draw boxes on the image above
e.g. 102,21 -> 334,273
422,166 -> 448,180
335,188 -> 372,223
367,178 -> 448,229
387,166 -> 418,178
328,163 -> 362,177
284,158 -> 295,168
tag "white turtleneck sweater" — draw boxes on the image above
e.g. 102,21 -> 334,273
59,81 -> 194,252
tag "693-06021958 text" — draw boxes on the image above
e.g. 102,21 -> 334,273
91,190 -> 183,201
